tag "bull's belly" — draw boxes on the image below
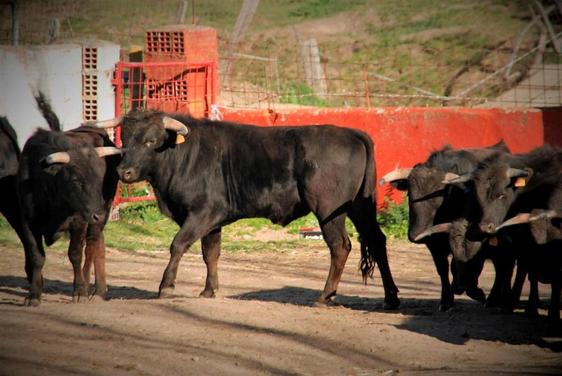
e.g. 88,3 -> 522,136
233,196 -> 310,227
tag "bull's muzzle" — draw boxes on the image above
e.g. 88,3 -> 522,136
479,222 -> 496,234
117,166 -> 138,183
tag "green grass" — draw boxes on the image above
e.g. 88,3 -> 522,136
0,197 -> 407,255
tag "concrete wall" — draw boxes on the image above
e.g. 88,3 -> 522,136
220,106 -> 562,207
0,47 -> 50,148
0,41 -> 120,148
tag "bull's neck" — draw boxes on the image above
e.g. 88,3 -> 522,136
146,138 -> 198,198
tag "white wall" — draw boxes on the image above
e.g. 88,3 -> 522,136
0,40 -> 120,149
0,46 -> 49,149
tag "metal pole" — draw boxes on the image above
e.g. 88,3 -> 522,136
11,0 -> 19,46
192,0 -> 196,25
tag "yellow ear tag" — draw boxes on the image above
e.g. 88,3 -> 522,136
514,177 -> 526,187
176,134 -> 185,144
488,236 -> 498,246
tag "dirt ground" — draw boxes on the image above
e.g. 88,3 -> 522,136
0,237 -> 561,375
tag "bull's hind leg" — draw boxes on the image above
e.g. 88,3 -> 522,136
200,227 -> 222,298
315,214 -> 351,306
23,225 -> 45,306
68,224 -> 88,302
84,224 -> 108,300
350,201 -> 400,309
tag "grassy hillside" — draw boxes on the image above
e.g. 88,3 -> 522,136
1,0 -> 554,106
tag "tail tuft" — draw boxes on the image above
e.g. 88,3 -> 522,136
359,234 -> 376,284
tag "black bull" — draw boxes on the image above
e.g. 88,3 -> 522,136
101,111 -> 400,307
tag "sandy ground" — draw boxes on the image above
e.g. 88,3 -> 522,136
0,237 -> 561,376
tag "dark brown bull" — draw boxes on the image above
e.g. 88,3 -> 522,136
379,142 -> 508,311
0,116 -> 35,281
95,110 -> 400,308
445,145 -> 562,321
17,99 -> 120,306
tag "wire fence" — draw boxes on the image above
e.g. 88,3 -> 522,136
219,36 -> 562,109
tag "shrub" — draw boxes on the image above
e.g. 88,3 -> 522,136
377,199 -> 409,240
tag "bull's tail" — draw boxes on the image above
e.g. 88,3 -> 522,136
353,131 -> 378,282
34,91 -> 61,131
350,196 -> 400,307
356,200 -> 378,284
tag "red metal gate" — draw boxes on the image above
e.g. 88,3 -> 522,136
112,60 -> 217,205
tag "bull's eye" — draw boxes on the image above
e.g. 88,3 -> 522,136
497,193 -> 506,200
144,140 -> 155,147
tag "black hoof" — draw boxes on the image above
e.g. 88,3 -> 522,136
24,296 -> 41,307
452,284 -> 465,295
158,287 -> 175,299
89,286 -> 108,302
384,296 -> 400,310
314,293 -> 339,308
466,288 -> 486,304
438,302 -> 454,312
199,289 -> 216,298
72,294 -> 89,304
313,300 -> 340,308
525,307 -> 539,317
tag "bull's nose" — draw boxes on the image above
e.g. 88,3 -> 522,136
480,222 -> 496,234
123,169 -> 133,180
119,167 -> 135,182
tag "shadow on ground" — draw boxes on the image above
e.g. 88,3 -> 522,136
0,275 -> 156,301
232,285 -> 562,352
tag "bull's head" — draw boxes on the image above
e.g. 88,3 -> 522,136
380,165 -> 462,243
40,145 -> 121,224
473,162 -> 532,234
87,112 -> 189,183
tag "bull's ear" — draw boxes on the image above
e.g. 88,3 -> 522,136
391,179 -> 409,191
42,164 -> 63,175
41,151 -> 70,175
507,167 -> 533,188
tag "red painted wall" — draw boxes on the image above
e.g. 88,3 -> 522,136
220,106 -> 562,207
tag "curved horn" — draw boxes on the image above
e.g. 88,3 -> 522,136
496,213 -> 532,231
506,167 -> 529,179
442,172 -> 471,184
414,222 -> 452,242
379,168 -> 412,186
163,116 -> 189,136
95,146 -> 122,158
44,151 -> 70,165
530,210 -> 562,221
86,117 -> 121,129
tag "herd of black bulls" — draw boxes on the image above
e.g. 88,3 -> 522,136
0,94 -> 560,329
380,140 -> 561,323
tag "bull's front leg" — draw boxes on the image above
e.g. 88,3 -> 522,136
428,244 -> 453,311
200,227 -> 222,298
159,212 -> 217,298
